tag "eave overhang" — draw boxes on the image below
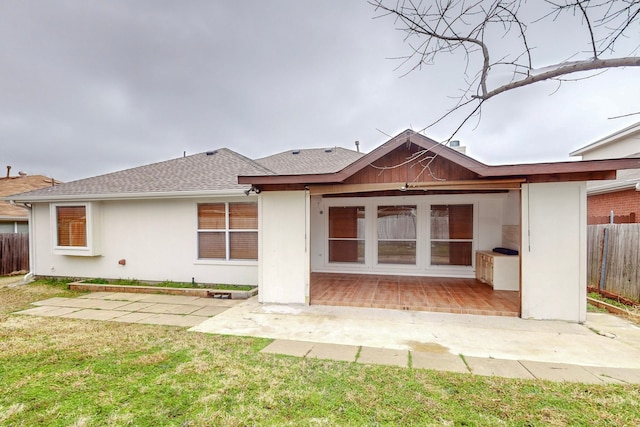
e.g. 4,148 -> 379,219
238,130 -> 640,188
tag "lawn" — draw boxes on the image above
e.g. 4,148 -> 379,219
1,280 -> 639,426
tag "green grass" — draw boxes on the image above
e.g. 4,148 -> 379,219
1,279 -> 639,426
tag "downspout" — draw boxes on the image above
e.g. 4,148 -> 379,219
598,210 -> 614,291
22,202 -> 35,283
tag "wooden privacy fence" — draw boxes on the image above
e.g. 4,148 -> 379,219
587,224 -> 640,302
588,212 -> 636,225
0,233 -> 29,275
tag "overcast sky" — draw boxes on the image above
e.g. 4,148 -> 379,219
2,1 -> 639,183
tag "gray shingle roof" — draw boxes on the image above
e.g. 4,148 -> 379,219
11,148 -> 273,200
255,147 -> 364,175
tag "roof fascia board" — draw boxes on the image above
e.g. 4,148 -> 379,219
5,189 -> 253,203
477,158 -> 640,177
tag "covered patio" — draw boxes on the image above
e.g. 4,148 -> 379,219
310,272 -> 520,317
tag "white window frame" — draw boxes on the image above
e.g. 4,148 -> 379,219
320,195 -> 483,276
196,202 -> 258,262
428,203 -> 475,268
51,202 -> 102,256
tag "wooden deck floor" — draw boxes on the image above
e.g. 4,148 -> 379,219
310,273 -> 520,317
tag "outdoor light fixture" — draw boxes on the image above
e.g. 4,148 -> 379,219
244,186 -> 261,196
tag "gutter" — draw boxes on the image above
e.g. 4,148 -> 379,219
3,188 -> 253,204
587,181 -> 640,195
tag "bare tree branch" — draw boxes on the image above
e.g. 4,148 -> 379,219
370,0 -> 640,137
477,56 -> 640,100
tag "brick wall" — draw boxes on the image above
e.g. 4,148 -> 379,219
588,188 -> 640,224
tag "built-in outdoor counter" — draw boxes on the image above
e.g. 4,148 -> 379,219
475,250 -> 520,291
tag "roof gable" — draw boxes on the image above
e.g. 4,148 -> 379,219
344,135 -> 478,185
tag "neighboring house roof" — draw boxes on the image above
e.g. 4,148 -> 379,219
0,174 -> 60,219
584,168 -> 640,195
8,149 -> 273,202
570,121 -> 640,195
255,147 -> 364,175
570,121 -> 640,157
239,130 -> 640,187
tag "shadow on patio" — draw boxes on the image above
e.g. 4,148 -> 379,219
310,273 -> 520,317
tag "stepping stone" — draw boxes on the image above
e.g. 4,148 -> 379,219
261,340 -> 314,357
412,351 -> 468,373
519,360 -> 604,383
465,356 -> 533,379
307,343 -> 359,362
358,346 -> 408,367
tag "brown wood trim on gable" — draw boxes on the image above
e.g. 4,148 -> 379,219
238,130 -> 640,190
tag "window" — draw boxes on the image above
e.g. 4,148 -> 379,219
328,206 -> 365,263
430,204 -> 473,266
377,205 -> 416,265
51,203 -> 101,256
56,206 -> 87,247
198,202 -> 258,260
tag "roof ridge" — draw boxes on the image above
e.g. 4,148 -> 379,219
223,148 -> 277,175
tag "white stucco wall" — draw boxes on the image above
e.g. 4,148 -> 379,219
258,191 -> 309,304
30,197 -> 258,286
520,182 -> 587,322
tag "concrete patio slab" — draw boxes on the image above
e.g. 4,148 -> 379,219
138,314 -> 208,327
135,294 -> 202,304
16,305 -> 81,317
519,361 -> 604,384
191,298 -> 241,307
32,297 -> 133,310
260,339 -> 315,357
465,357 -> 535,379
114,302 -> 156,312
358,347 -> 408,367
32,297 -> 91,307
109,312 -> 157,323
190,306 -> 230,317
60,309 -> 126,321
82,299 -> 134,310
139,303 -> 202,315
411,351 -> 468,373
192,297 -> 640,370
307,343 -> 359,362
581,366 -> 640,385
